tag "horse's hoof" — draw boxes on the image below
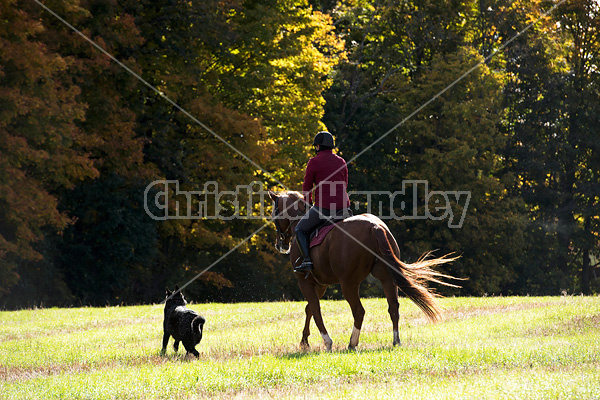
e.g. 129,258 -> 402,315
347,345 -> 356,351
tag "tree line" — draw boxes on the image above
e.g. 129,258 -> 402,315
0,0 -> 598,308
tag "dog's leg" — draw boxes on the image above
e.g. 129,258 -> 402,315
183,341 -> 200,358
161,332 -> 170,355
185,346 -> 200,358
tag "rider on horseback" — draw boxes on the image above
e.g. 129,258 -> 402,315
294,131 -> 351,273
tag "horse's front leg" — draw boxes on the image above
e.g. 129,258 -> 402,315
300,285 -> 328,350
299,281 -> 333,351
300,303 -> 312,350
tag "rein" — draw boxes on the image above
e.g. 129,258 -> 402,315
272,195 -> 326,284
273,198 -> 294,247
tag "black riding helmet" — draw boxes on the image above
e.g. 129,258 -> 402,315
313,131 -> 335,150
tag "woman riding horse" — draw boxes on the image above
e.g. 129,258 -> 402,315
269,133 -> 460,350
295,131 -> 351,273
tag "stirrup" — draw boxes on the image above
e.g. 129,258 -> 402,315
294,261 -> 313,273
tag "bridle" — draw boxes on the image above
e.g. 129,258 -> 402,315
273,197 -> 294,253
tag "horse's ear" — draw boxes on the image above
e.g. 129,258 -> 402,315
268,190 -> 278,202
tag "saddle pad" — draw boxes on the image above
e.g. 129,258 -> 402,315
310,224 -> 337,248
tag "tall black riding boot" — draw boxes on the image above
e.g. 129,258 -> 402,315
295,230 -> 313,272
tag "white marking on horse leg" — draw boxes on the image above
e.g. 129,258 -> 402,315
320,332 -> 333,351
393,330 -> 401,346
349,326 -> 361,349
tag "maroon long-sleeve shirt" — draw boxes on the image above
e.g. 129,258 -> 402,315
302,149 -> 350,210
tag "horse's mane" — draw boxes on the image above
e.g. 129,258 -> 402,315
276,191 -> 306,216
283,191 -> 304,201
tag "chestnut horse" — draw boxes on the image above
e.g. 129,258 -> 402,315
269,190 -> 459,351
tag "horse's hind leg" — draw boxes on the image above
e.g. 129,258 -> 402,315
301,285 -> 327,350
372,263 -> 400,346
340,282 -> 365,350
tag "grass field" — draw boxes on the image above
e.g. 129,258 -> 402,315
1,295 -> 599,399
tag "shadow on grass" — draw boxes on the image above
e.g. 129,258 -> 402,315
158,350 -> 207,363
277,344 -> 400,360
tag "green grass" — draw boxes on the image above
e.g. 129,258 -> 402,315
1,296 -> 599,399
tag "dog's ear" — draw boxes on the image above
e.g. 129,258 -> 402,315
174,284 -> 180,292
165,287 -> 172,296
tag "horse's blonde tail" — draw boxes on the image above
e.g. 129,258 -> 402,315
373,225 -> 461,322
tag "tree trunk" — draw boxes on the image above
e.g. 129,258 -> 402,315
581,217 -> 592,295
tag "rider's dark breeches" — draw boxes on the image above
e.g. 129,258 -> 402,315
295,207 -> 336,262
295,206 -> 335,235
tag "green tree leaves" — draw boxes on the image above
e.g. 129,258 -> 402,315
1,0 -> 599,307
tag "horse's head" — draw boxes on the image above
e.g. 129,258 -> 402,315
268,191 -> 306,254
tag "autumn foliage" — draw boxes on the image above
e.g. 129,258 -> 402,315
0,0 -> 598,308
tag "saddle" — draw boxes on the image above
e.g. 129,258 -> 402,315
309,208 -> 353,248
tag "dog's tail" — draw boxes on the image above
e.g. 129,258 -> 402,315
192,315 -> 205,342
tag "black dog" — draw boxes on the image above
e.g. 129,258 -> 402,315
161,285 -> 205,357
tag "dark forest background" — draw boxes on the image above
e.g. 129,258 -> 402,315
1,0 -> 599,308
